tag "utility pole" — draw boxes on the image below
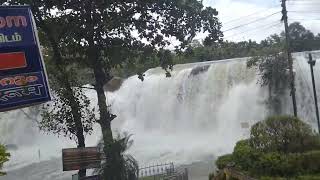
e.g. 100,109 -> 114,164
281,0 -> 298,117
308,53 -> 320,134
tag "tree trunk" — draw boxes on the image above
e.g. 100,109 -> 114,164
37,17 -> 87,178
82,3 -> 119,179
88,44 -> 119,180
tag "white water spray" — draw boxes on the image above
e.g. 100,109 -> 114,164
1,51 -> 320,179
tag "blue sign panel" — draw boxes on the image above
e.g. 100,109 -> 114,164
0,6 -> 51,112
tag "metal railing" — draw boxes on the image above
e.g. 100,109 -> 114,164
138,162 -> 188,180
139,162 -> 175,178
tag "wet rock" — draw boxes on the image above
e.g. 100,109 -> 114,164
5,144 -> 18,151
190,65 -> 210,76
103,77 -> 123,92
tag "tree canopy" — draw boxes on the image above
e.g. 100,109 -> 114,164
3,1 -> 223,179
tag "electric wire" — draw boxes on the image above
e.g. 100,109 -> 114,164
224,21 -> 282,40
223,11 -> 282,33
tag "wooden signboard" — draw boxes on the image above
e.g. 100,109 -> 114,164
72,174 -> 100,180
80,175 -> 100,180
62,147 -> 101,171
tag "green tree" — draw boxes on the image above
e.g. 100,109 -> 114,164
2,1 -> 99,177
38,23 -> 97,178
247,50 -> 289,115
281,22 -> 316,52
0,144 -> 10,176
29,1 -> 222,180
5,1 -> 223,179
250,116 -> 319,153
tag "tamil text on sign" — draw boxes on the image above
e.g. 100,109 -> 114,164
0,6 -> 51,112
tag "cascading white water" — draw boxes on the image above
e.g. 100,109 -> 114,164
108,58 -> 268,165
1,51 -> 320,179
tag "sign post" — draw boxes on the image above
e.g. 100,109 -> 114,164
62,147 -> 101,171
0,6 -> 51,112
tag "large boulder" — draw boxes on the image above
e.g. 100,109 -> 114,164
104,77 -> 123,92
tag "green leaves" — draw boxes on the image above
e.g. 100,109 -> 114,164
96,133 -> 139,180
0,145 -> 10,176
40,85 -> 97,142
216,116 -> 320,178
250,116 -> 319,153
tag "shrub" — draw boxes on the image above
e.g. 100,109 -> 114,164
300,150 -> 320,174
250,115 -> 317,153
254,151 -> 320,177
216,154 -> 233,169
0,145 -> 10,176
232,140 -> 260,172
214,116 -> 320,178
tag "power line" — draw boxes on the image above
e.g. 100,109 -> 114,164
223,6 -> 280,26
232,24 -> 282,42
288,0 -> 320,3
224,21 -> 282,39
289,11 -> 320,13
289,18 -> 320,21
222,11 -> 281,33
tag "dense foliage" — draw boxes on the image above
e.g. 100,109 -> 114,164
215,116 -> 320,178
0,145 -> 10,176
247,48 -> 289,115
40,87 -> 97,142
250,116 -> 319,153
95,133 -> 139,180
4,1 -> 222,179
115,22 -> 320,79
178,22 -> 320,65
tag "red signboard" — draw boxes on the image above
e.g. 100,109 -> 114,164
0,52 -> 26,70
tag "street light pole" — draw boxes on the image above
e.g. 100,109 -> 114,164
308,53 -> 320,133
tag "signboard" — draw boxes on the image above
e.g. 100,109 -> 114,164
62,147 -> 101,171
72,174 -> 100,180
0,6 -> 51,112
80,175 -> 100,180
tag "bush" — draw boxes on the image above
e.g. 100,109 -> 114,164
214,116 -> 320,179
216,154 -> 233,169
255,152 -> 300,177
0,145 -> 10,176
232,140 -> 260,172
300,151 -> 320,174
253,151 -> 320,177
250,115 -> 318,153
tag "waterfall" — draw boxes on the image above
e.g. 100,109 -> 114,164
1,51 -> 320,179
108,58 -> 268,165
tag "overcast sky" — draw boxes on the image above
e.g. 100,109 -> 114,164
201,0 -> 320,42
